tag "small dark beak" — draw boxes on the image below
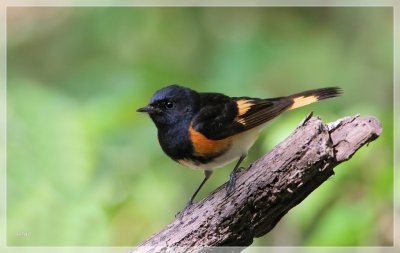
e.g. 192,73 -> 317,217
136,105 -> 161,114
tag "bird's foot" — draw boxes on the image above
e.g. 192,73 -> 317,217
225,166 -> 245,196
175,200 -> 193,220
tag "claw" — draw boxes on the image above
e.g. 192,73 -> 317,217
175,200 -> 193,219
225,166 -> 244,196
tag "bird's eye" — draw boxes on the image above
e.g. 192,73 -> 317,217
165,101 -> 174,109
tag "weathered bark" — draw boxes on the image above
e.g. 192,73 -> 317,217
130,115 -> 382,252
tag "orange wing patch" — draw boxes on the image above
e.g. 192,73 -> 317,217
235,99 -> 254,125
236,99 -> 254,115
189,125 -> 231,157
236,117 -> 247,125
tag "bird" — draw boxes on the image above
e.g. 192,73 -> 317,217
137,84 -> 341,214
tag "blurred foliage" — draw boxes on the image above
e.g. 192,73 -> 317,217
6,7 -> 393,246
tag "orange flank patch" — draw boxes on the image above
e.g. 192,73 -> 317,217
288,95 -> 318,110
189,125 -> 231,157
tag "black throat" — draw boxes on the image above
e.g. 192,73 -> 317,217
156,119 -> 193,161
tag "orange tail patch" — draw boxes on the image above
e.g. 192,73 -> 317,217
288,95 -> 319,110
287,87 -> 342,110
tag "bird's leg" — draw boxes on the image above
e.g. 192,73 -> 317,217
226,154 -> 246,196
176,170 -> 212,218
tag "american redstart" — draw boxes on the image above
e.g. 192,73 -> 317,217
137,85 -> 341,214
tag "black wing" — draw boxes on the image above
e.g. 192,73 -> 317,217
230,96 -> 293,131
191,92 -> 292,140
191,87 -> 341,140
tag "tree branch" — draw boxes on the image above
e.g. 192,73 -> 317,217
130,115 -> 382,252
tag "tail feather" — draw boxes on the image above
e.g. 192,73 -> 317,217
287,87 -> 342,110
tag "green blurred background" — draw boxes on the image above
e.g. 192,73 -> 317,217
6,7 -> 393,246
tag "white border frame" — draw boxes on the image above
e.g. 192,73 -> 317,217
1,1 -> 398,253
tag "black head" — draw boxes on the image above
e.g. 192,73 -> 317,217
137,85 -> 199,128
